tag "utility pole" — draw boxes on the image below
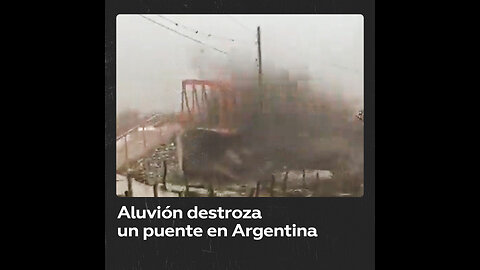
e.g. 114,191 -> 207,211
257,26 -> 262,76
257,26 -> 263,112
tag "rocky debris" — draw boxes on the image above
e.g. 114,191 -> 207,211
126,141 -> 180,186
120,132 -> 363,197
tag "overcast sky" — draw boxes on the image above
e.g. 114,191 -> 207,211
116,15 -> 363,115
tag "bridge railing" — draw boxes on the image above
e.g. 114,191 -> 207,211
116,113 -> 173,170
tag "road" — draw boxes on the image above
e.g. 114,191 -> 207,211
116,174 -> 178,197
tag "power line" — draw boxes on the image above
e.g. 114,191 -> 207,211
228,16 -> 255,34
156,15 -> 237,43
139,15 -> 228,55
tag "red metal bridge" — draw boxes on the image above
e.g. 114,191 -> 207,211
116,79 -> 237,170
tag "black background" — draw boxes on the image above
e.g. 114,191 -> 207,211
105,1 -> 375,269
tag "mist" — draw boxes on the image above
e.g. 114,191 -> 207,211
116,15 -> 363,116
116,15 -> 364,197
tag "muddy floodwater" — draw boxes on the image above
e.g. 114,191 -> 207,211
117,126 -> 363,197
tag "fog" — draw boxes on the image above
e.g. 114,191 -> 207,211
116,15 -> 363,116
